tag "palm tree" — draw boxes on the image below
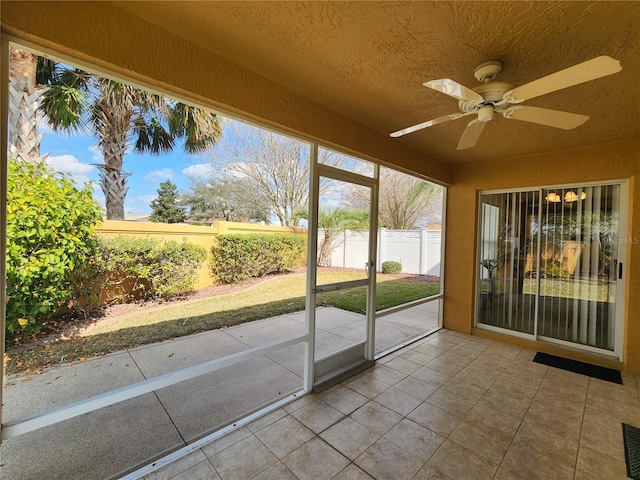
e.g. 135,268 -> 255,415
316,207 -> 369,267
37,61 -> 223,220
7,47 -> 45,164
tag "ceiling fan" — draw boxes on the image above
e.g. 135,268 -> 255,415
390,56 -> 622,150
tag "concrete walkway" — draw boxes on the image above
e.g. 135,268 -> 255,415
0,303 -> 438,480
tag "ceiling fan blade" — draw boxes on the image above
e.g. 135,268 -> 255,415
423,79 -> 483,102
508,56 -> 621,102
506,106 -> 589,130
457,119 -> 486,150
390,112 -> 468,137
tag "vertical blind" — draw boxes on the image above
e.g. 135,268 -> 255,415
478,185 -> 619,351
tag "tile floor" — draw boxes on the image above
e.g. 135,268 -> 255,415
143,329 -> 640,480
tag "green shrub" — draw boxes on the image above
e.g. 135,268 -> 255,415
6,160 -> 102,337
539,262 -> 571,280
79,236 -> 207,309
210,233 -> 306,284
381,261 -> 402,274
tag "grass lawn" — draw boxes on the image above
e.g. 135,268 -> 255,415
5,270 -> 439,374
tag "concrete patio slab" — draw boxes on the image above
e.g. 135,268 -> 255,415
153,356 -> 302,443
1,393 -> 183,480
1,304 -> 440,480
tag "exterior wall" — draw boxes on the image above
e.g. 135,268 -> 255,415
444,138 -> 640,373
97,220 -> 300,289
0,1 -> 451,185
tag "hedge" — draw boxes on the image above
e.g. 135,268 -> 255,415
75,236 -> 207,314
210,233 -> 306,284
6,160 -> 102,337
381,261 -> 402,274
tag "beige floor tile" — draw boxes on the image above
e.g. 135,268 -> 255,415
423,336 -> 460,350
502,420 -> 577,480
441,375 -> 489,401
407,401 -> 463,436
586,390 -> 640,423
320,385 -> 369,415
398,350 -> 435,366
201,427 -> 252,458
383,418 -> 444,462
363,365 -> 408,386
448,403 -> 520,464
349,401 -> 403,435
393,375 -> 438,401
320,417 -> 381,460
373,386 -> 423,416
171,460 -> 219,480
344,375 -> 391,399
477,378 -> 537,419
290,399 -> 345,434
515,420 -> 579,466
254,415 -> 315,458
252,461 -> 298,480
502,439 -> 575,480
411,343 -> 446,358
283,393 -> 320,413
354,438 -> 424,480
588,376 -> 639,404
449,418 -> 510,465
425,357 -> 466,376
146,450 -> 209,480
494,466 -> 526,480
580,406 -> 627,460
209,435 -> 278,480
575,445 -> 629,480
530,388 -> 586,421
414,440 -> 498,480
331,464 -> 374,479
383,357 -> 422,375
246,408 -> 288,433
410,366 -> 452,387
425,388 -> 476,417
524,401 -> 583,440
283,437 -> 350,480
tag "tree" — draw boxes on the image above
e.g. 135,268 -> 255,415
35,60 -> 223,220
211,121 -> 344,226
149,180 -> 186,223
7,47 -> 46,163
316,208 -> 369,267
352,167 -> 441,229
182,175 -> 271,223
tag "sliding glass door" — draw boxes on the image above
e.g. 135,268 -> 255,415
477,183 -> 626,356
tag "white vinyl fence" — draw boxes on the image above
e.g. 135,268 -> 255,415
319,229 -> 442,276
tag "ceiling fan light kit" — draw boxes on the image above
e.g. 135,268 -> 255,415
391,56 -> 622,150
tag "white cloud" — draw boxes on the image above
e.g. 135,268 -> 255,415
46,154 -> 94,185
182,163 -> 217,179
144,168 -> 174,181
88,145 -> 102,163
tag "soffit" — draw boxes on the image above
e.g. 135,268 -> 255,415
112,1 -> 640,165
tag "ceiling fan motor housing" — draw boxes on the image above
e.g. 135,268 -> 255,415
458,81 -> 513,112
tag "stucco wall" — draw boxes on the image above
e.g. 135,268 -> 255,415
444,138 -> 640,373
0,1 -> 451,185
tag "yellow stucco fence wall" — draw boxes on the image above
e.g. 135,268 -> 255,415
97,220 -> 302,289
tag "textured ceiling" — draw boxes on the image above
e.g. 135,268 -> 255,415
112,1 -> 640,165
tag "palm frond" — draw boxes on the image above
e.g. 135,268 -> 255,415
169,103 -> 223,154
40,83 -> 88,133
134,117 -> 175,154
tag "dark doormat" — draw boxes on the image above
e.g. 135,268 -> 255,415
623,423 -> 640,480
533,352 -> 622,384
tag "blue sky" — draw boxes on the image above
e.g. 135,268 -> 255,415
42,125 -> 217,214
